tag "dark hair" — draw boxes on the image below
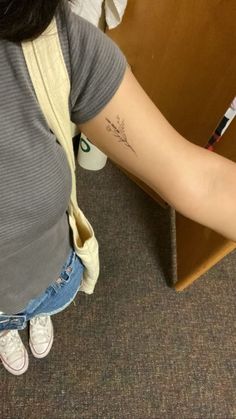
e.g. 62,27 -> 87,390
0,0 -> 66,43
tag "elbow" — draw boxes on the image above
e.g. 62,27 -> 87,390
153,172 -> 208,224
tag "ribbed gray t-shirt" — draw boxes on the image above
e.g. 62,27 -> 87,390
0,1 -> 127,314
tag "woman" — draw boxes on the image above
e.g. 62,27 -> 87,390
0,0 -> 236,376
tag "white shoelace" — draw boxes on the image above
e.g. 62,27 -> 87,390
30,316 -> 51,342
0,330 -> 24,362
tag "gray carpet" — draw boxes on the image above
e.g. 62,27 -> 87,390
1,159 -> 236,419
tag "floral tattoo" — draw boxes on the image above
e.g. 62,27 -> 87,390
105,115 -> 137,155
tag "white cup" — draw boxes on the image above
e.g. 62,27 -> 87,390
77,132 -> 108,171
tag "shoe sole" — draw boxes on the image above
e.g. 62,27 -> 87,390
29,322 -> 54,359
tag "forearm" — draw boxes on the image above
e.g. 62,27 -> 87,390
159,140 -> 236,243
193,151 -> 236,242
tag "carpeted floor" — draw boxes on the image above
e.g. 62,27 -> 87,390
1,159 -> 236,419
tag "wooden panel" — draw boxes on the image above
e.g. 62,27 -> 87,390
106,0 -> 236,289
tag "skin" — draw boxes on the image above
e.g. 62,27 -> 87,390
78,67 -> 236,243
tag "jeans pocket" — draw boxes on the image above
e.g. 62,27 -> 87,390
27,253 -> 84,318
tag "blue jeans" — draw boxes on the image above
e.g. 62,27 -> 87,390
0,248 -> 84,331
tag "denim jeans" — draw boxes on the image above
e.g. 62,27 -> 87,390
0,247 -> 84,331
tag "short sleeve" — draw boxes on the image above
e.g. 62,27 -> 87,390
63,4 -> 128,125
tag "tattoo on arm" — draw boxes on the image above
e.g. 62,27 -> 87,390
105,115 -> 137,155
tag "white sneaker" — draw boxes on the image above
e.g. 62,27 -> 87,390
0,330 -> 29,376
29,316 -> 54,359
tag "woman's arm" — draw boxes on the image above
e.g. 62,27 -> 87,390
78,67 -> 236,242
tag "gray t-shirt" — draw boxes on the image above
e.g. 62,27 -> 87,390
0,2 -> 127,314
